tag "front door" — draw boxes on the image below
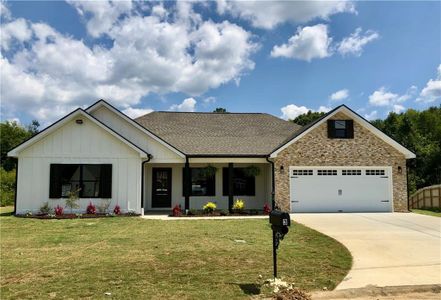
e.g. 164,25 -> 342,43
152,168 -> 172,208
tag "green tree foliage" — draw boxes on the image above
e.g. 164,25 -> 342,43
0,120 -> 39,171
213,107 -> 227,113
292,111 -> 326,126
373,106 -> 441,194
0,168 -> 16,206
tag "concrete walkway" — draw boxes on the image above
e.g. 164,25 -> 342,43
293,213 -> 441,290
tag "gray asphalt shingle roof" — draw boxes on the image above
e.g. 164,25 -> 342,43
135,112 -> 302,156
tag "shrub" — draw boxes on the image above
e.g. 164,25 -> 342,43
65,188 -> 80,213
232,199 -> 245,212
113,204 -> 121,215
0,168 -> 15,206
39,202 -> 51,215
187,209 -> 198,216
97,199 -> 111,214
172,204 -> 182,217
263,203 -> 271,215
54,205 -> 63,216
203,202 -> 216,214
86,202 -> 96,214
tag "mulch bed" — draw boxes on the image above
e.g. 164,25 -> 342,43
16,213 -> 140,219
170,211 -> 270,217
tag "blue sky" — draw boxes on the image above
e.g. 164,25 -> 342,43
1,1 -> 440,126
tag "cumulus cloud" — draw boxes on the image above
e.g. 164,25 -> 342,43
280,104 -> 330,120
216,0 -> 355,29
67,0 -> 133,38
364,110 -> 378,120
417,64 -> 441,103
369,86 -> 416,107
169,98 -> 197,112
271,24 -> 331,61
337,27 -> 379,56
393,104 -> 405,114
329,89 -> 349,101
0,2 -> 257,124
122,107 -> 153,119
0,18 -> 32,51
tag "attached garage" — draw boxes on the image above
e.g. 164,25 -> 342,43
290,167 -> 393,213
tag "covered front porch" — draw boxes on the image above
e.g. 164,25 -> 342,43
142,157 -> 273,212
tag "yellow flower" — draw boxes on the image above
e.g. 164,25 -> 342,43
233,199 -> 245,211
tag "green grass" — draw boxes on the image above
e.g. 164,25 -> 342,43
412,209 -> 441,217
0,213 -> 351,299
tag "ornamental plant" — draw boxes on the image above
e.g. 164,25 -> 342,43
232,199 -> 245,212
39,201 -> 51,215
172,204 -> 182,217
113,204 -> 121,215
65,188 -> 80,214
54,205 -> 64,216
203,201 -> 216,214
263,203 -> 271,215
86,202 -> 96,214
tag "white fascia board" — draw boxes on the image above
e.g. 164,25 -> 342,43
270,106 -> 416,159
86,100 -> 186,158
8,109 -> 148,158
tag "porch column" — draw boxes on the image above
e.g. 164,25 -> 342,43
184,159 -> 190,210
228,162 -> 234,210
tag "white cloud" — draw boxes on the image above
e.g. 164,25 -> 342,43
202,96 -> 216,104
364,110 -> 378,120
393,104 -> 405,114
0,2 -> 11,19
0,18 -> 32,51
280,104 -> 310,120
329,89 -> 349,101
67,0 -> 133,38
169,98 -> 197,112
369,86 -> 415,107
217,0 -> 355,29
337,27 -> 379,56
122,107 -> 153,119
280,104 -> 330,120
0,2 -> 257,124
417,64 -> 441,103
271,24 -> 331,61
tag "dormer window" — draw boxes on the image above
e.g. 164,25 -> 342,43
327,120 -> 354,139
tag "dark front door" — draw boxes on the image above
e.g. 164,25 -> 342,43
152,168 -> 172,208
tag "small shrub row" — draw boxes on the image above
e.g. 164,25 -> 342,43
171,200 -> 272,217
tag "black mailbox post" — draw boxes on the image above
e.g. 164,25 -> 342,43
269,210 -> 291,278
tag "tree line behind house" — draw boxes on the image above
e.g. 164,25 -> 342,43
1,106 -> 439,206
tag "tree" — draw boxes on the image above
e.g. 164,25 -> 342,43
0,121 -> 39,171
213,107 -> 227,113
292,111 -> 325,126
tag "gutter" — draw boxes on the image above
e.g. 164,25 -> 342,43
13,160 -> 18,216
266,156 -> 276,210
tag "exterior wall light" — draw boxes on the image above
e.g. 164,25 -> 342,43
398,166 -> 402,174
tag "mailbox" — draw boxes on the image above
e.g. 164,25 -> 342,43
269,210 -> 291,227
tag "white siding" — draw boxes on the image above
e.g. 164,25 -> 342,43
16,118 -> 142,214
144,163 -> 271,210
91,106 -> 184,163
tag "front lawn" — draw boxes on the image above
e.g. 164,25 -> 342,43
0,212 -> 351,299
411,208 -> 441,218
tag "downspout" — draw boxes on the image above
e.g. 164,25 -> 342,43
13,159 -> 18,216
141,154 -> 153,214
184,156 -> 190,210
266,156 -> 275,210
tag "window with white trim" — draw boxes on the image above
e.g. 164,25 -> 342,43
366,169 -> 385,176
342,169 -> 362,175
292,170 -> 313,176
317,169 -> 338,176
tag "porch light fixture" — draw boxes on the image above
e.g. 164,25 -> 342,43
280,165 -> 284,173
75,119 -> 83,124
398,166 -> 402,174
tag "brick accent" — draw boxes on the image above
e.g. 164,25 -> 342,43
274,112 -> 408,212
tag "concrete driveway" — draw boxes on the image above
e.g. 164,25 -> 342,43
293,213 -> 441,290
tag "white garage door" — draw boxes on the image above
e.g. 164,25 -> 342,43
290,167 -> 392,213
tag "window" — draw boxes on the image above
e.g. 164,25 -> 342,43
49,164 -> 112,198
223,168 -> 255,196
342,169 -> 362,176
366,169 -> 385,176
327,120 -> 354,139
292,169 -> 313,176
317,169 -> 337,176
182,168 -> 216,196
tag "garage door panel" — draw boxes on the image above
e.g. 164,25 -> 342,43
290,167 -> 392,213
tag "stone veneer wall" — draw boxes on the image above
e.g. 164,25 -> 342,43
274,112 -> 408,212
